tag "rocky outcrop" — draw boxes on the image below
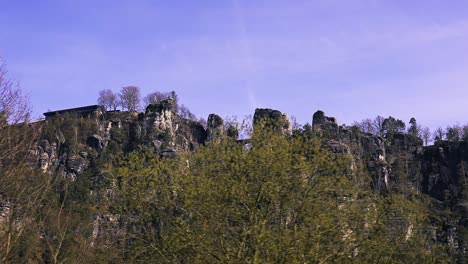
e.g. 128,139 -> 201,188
313,110 -> 389,191
37,99 -> 210,178
313,110 -> 339,138
312,110 -> 438,195
37,140 -> 58,173
422,141 -> 468,255
423,141 -> 467,202
312,110 -> 466,257
253,108 -> 290,135
87,134 -> 105,151
386,132 -> 424,192
34,106 -> 466,259
207,114 -> 225,142
145,99 -> 177,147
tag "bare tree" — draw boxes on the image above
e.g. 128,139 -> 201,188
372,115 -> 385,136
433,127 -> 445,141
420,126 -> 431,146
290,115 -> 302,131
144,91 -> 170,106
0,58 -> 45,262
119,86 -> 141,112
0,63 -> 30,126
179,104 -> 196,121
97,89 -> 119,111
144,90 -> 180,113
0,59 -> 35,160
353,118 -> 374,134
353,116 -> 386,136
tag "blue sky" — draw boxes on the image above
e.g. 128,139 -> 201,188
1,0 -> 468,129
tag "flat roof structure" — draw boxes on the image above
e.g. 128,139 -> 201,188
44,105 -> 105,118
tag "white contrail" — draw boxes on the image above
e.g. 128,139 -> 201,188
247,88 -> 258,110
232,0 -> 260,111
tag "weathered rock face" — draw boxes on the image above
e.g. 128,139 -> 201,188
145,99 -> 176,146
422,141 -> 468,255
207,114 -> 225,142
37,99 -> 210,178
87,134 -> 104,151
253,108 -> 290,135
313,110 -> 339,138
145,99 -> 174,115
34,106 -> 466,259
35,139 -> 91,181
313,111 -> 389,191
385,132 -> 424,192
312,110 -> 466,257
37,140 -> 58,173
313,111 -> 426,193
423,141 -> 468,202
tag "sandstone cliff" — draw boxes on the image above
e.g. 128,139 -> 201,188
31,104 -> 467,260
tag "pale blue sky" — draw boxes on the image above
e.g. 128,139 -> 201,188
1,0 -> 468,129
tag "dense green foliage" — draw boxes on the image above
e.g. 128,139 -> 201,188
1,113 -> 456,263
99,127 -> 446,263
1,123 -> 450,263
1,57 -> 459,262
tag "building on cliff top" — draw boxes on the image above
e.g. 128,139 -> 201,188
43,105 -> 105,120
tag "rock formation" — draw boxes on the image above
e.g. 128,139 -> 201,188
253,108 -> 291,135
30,106 -> 466,259
206,114 -> 225,142
311,110 -> 466,256
312,110 -> 389,191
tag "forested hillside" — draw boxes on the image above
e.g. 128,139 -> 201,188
1,64 -> 467,263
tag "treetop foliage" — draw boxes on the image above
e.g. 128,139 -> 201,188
101,127 -> 446,263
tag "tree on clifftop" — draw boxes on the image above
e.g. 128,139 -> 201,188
420,126 -> 431,146
143,91 -> 170,106
382,116 -> 405,138
143,90 -> 179,113
408,117 -> 420,138
119,86 -> 141,112
446,125 -> 462,142
97,89 -> 119,111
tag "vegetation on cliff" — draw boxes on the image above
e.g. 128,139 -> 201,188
0,59 -> 465,263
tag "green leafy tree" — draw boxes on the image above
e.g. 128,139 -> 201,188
382,116 -> 406,138
446,125 -> 462,142
106,121 -> 445,263
408,117 -> 420,138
